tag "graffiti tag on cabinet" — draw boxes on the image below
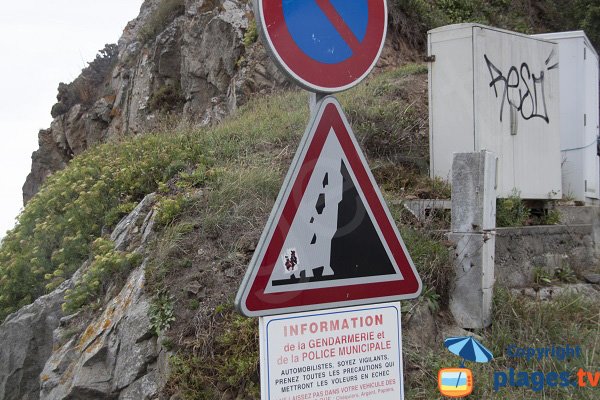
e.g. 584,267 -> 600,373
484,50 -> 558,124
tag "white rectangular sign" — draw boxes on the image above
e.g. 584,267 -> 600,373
259,302 -> 404,400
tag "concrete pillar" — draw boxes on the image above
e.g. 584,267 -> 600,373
449,151 -> 497,328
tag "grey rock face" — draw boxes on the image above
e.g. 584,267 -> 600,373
23,0 -> 289,203
0,278 -> 74,400
0,194 -> 162,400
111,193 -> 156,251
39,264 -> 167,400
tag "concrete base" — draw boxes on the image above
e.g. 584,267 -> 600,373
448,232 -> 495,329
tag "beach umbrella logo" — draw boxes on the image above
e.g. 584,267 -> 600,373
438,336 -> 494,398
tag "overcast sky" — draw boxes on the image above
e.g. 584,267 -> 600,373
0,0 -> 144,240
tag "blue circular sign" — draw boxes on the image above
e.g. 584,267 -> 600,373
283,0 -> 369,64
258,0 -> 388,93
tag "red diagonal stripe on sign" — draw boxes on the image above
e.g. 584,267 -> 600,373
315,0 -> 361,54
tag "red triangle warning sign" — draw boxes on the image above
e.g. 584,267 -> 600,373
236,97 -> 421,316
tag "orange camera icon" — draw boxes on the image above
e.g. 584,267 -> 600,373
438,368 -> 473,398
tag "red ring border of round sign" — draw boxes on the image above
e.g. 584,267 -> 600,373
257,0 -> 388,93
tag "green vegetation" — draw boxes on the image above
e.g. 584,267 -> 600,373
497,191 -> 562,227
497,191 -> 530,227
554,265 -> 578,283
149,290 -> 176,336
243,18 -> 258,47
535,265 -> 579,286
399,225 -> 452,305
541,208 -> 561,225
0,129 -> 209,321
147,83 -> 185,114
533,266 -> 554,286
138,0 -> 185,43
421,284 -> 442,313
166,306 -> 259,399
391,0 -> 600,49
405,287 -> 600,399
154,194 -> 194,227
62,238 -> 142,313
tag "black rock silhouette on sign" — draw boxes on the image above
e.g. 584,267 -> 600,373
272,160 -> 395,286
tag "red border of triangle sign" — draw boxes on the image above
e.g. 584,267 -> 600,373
235,97 -> 422,317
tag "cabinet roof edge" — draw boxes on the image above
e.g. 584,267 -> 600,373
533,31 -> 598,58
428,23 -> 555,44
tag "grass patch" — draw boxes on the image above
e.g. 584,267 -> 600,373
199,166 -> 282,241
404,288 -> 600,399
339,65 -> 429,165
399,225 -> 452,305
165,305 -> 259,399
373,162 -> 450,199
497,191 -> 530,227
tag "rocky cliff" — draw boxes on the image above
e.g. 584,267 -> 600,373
22,0 -> 291,203
22,0 -> 419,204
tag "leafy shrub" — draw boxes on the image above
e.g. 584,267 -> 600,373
0,134 -> 211,321
54,44 -> 118,110
62,238 -> 142,313
154,194 -> 193,227
148,83 -> 185,113
496,191 -> 529,227
139,0 -> 185,43
243,18 -> 258,47
149,290 -> 176,335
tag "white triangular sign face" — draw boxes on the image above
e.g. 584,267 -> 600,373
236,97 -> 421,316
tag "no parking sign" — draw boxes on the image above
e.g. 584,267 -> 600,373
257,0 -> 388,93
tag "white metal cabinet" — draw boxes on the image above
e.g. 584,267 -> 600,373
428,24 -> 562,199
534,31 -> 600,202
